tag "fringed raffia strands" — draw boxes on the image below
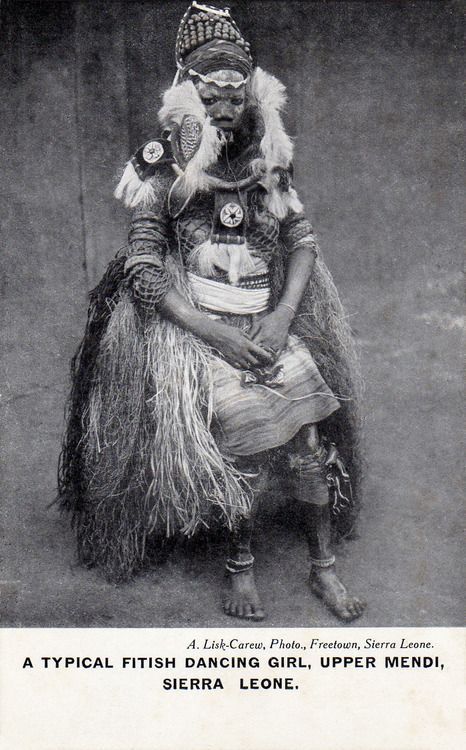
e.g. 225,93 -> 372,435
306,256 -> 363,402
145,317 -> 252,537
84,296 -> 146,471
57,253 -> 127,519
144,260 -> 252,535
64,264 -> 253,582
114,161 -> 157,208
76,295 -> 151,580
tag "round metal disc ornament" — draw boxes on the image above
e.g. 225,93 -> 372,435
219,202 -> 244,228
142,141 -> 164,164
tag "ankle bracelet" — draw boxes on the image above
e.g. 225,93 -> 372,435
225,555 -> 255,574
309,555 -> 336,568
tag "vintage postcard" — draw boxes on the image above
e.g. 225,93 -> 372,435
0,1 -> 463,748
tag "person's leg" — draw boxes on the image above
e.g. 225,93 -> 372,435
223,459 -> 265,621
290,425 -> 366,621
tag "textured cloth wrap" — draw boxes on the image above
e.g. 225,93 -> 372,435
180,39 -> 253,79
210,333 -> 340,456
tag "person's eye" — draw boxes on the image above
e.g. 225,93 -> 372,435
201,97 -> 215,106
231,98 -> 244,106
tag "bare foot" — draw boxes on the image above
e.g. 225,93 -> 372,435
309,565 -> 366,622
223,569 -> 265,621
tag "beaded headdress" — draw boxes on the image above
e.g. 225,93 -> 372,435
175,2 -> 253,86
116,3 -> 303,222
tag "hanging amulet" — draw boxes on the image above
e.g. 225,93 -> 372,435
171,114 -> 204,168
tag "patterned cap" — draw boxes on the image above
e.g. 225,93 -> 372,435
176,2 -> 252,79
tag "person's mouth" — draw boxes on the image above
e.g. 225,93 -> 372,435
214,120 -> 235,129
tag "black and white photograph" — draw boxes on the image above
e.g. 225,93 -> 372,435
0,0 -> 463,747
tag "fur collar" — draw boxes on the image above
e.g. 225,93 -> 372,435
115,68 -> 302,219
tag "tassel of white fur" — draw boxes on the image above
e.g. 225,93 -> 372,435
114,161 -> 157,209
250,67 -> 294,170
283,186 -> 303,213
249,68 -> 303,219
188,239 -> 256,284
265,182 -> 303,220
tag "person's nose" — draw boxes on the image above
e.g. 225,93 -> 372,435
212,101 -> 234,122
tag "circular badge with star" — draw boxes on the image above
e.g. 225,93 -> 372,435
219,202 -> 244,228
142,141 -> 164,164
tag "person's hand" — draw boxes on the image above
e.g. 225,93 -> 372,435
205,321 -> 275,369
248,308 -> 292,361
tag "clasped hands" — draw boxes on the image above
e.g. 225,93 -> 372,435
207,308 -> 292,370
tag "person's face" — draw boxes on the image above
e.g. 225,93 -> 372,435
196,80 -> 246,132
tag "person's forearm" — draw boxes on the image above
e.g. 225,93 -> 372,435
158,287 -> 274,368
277,246 -> 315,312
158,287 -> 224,346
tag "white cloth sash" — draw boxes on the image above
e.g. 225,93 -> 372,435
187,272 -> 270,314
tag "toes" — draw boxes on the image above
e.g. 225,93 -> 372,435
342,598 -> 365,621
223,598 -> 265,620
336,605 -> 354,621
309,572 -> 366,622
354,598 -> 366,615
223,596 -> 242,619
250,607 -> 265,621
243,603 -> 253,618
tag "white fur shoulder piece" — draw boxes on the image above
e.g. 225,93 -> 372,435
250,67 -> 294,170
159,81 -> 224,203
114,83 -> 205,209
250,67 -> 302,218
115,71 -> 303,214
158,80 -> 206,129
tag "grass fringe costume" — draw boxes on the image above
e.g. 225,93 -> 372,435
58,3 -> 363,585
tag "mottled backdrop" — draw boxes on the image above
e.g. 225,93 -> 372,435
0,0 -> 463,626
